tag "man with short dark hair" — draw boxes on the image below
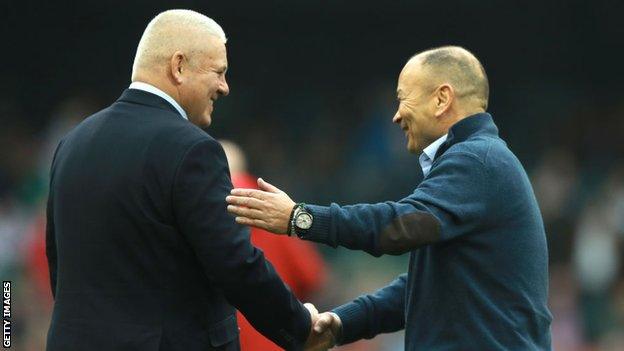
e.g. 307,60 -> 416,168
226,46 -> 553,350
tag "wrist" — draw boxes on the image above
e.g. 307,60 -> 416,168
288,203 -> 313,237
330,312 -> 343,342
286,203 -> 299,236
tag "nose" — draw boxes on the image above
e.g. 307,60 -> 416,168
219,77 -> 230,97
392,110 -> 401,124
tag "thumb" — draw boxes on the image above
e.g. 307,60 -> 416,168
257,178 -> 282,193
304,302 -> 318,315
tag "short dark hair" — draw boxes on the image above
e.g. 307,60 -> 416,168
416,46 -> 489,109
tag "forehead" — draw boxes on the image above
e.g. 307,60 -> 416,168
397,60 -> 425,94
198,36 -> 228,66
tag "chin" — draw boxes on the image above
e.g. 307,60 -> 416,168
191,114 -> 212,128
406,141 -> 419,154
202,116 -> 212,127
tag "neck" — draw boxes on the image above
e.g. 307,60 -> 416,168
132,73 -> 180,102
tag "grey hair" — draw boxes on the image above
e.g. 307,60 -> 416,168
132,9 -> 226,77
413,46 -> 489,110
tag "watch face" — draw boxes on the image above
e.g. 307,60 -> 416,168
295,212 -> 313,230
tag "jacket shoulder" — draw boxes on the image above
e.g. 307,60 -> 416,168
444,135 -> 496,164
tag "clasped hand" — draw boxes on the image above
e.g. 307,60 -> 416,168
304,303 -> 342,351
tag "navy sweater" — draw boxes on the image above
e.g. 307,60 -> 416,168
303,113 -> 552,350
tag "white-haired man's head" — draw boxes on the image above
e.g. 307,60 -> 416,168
131,9 -> 230,128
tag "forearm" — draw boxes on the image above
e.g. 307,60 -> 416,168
301,201 -> 440,256
331,274 -> 407,344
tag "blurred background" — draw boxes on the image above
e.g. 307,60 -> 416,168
1,0 -> 623,350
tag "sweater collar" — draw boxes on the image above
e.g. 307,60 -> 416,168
434,112 -> 498,159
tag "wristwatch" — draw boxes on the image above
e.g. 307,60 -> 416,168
288,203 -> 313,237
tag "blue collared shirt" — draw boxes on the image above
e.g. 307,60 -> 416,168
418,134 -> 448,177
129,82 -> 188,120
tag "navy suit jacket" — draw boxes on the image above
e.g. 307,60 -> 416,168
45,89 -> 310,351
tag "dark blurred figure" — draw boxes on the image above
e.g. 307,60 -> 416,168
573,165 -> 624,349
532,147 -> 580,264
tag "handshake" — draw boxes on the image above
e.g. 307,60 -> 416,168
303,303 -> 342,351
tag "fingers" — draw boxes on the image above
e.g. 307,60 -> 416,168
257,177 -> 282,193
234,216 -> 269,230
304,307 -> 337,351
304,303 -> 319,317
226,181 -> 294,234
227,205 -> 266,219
230,188 -> 268,199
313,313 -> 335,334
226,195 -> 264,209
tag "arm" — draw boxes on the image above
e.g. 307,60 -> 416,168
333,273 -> 407,344
173,139 -> 311,350
310,274 -> 407,347
45,188 -> 57,299
303,153 -> 488,255
46,139 -> 64,300
227,153 -> 487,256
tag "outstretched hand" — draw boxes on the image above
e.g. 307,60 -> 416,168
226,178 -> 295,234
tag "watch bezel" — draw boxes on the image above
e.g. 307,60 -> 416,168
294,211 -> 313,230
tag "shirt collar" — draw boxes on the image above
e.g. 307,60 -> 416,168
129,82 -> 188,120
419,134 -> 448,177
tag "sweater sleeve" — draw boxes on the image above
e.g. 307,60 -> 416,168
331,274 -> 407,344
301,152 -> 488,254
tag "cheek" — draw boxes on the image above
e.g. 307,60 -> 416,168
206,78 -> 219,94
398,105 -> 411,122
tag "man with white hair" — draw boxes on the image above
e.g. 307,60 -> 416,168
46,10 -> 322,351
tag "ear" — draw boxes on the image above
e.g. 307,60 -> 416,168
169,51 -> 186,85
434,84 -> 454,117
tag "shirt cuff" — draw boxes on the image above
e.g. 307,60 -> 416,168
301,204 -> 332,244
331,302 -> 368,345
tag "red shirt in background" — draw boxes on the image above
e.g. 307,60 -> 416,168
231,173 -> 327,351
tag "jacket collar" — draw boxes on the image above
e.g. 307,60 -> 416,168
116,88 -> 182,117
434,112 -> 498,159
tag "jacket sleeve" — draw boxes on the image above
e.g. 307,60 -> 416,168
46,139 -> 65,300
301,152 -> 488,256
172,138 -> 310,350
46,187 -> 57,299
331,274 -> 407,344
